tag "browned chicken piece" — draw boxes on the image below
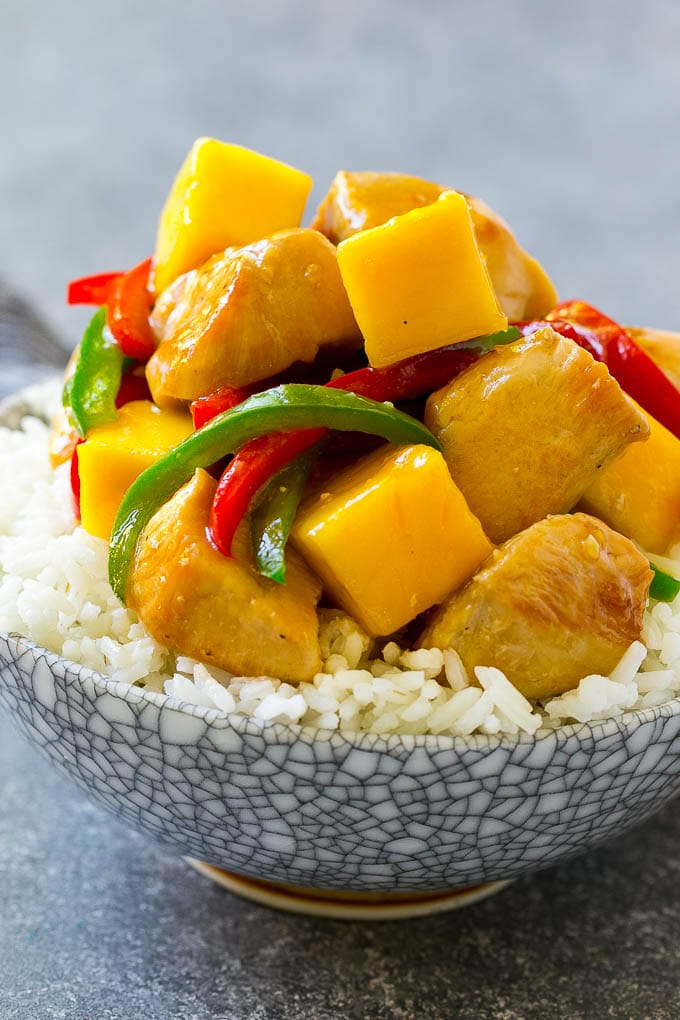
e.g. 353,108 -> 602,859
311,170 -> 557,320
312,170 -> 444,241
425,326 -> 649,545
626,326 -> 680,392
126,469 -> 323,682
466,195 -> 558,321
146,228 -> 362,407
421,513 -> 652,701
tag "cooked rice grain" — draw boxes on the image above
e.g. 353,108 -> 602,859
2,406 -> 680,737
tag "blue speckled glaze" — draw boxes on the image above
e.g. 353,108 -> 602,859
3,632 -> 680,892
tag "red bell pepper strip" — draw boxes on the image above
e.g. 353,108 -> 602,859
209,429 -> 326,555
106,257 -> 156,362
515,317 -> 602,359
67,271 -> 123,306
553,302 -> 680,439
115,369 -> 152,408
520,301 -> 680,440
207,329 -> 520,557
109,385 -> 440,601
70,439 -> 84,520
191,385 -> 252,429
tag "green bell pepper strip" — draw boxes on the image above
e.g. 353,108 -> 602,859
207,326 -> 523,558
67,308 -> 125,438
649,564 -> 680,602
108,384 -> 441,603
250,445 -> 320,584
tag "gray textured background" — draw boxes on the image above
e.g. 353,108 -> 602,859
1,0 -> 680,347
3,2 -> 680,1017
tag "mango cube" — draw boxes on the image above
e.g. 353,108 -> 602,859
291,443 -> 493,636
579,404 -> 680,554
312,170 -> 444,243
153,138 -> 313,296
336,190 -> 507,368
77,401 -> 193,540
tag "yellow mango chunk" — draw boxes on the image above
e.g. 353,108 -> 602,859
313,172 -> 557,320
153,138 -> 313,296
336,191 -> 507,368
311,170 -> 444,242
77,401 -> 193,540
579,403 -> 680,555
291,444 -> 493,636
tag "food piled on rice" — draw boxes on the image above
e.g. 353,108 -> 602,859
3,138 -> 680,737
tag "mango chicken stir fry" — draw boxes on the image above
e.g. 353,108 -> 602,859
57,138 -> 680,699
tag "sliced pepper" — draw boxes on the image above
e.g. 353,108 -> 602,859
517,302 -> 680,440
68,308 -> 125,438
67,271 -> 123,306
209,428 -> 325,556
109,384 -> 441,602
69,373 -> 149,520
106,257 -> 156,361
70,438 -> 84,519
190,385 -> 252,429
250,445 -> 319,583
207,327 -> 521,556
115,369 -> 152,407
649,564 -> 680,602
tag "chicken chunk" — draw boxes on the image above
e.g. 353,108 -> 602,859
312,170 -> 444,241
578,402 -> 680,555
311,171 -> 557,319
466,195 -> 557,321
147,228 -> 361,407
421,513 -> 652,700
126,469 -> 323,682
425,327 -> 649,544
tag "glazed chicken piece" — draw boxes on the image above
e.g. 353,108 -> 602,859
425,327 -> 649,544
421,513 -> 652,700
126,469 -> 323,681
626,326 -> 680,392
147,228 -> 361,407
312,171 -> 444,240
311,171 -> 557,320
466,194 -> 557,321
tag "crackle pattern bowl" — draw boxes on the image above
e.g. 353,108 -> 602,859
2,384 -> 680,901
3,631 -> 680,894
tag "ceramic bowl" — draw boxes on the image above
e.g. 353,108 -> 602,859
3,631 -> 680,893
2,388 -> 680,897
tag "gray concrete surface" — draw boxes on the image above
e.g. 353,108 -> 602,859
1,0 -> 680,347
2,714 -> 680,1020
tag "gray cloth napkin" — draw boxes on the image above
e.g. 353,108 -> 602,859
0,281 -> 67,399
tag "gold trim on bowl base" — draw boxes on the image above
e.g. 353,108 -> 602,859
186,859 -> 510,920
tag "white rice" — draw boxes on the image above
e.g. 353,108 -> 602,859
2,407 -> 680,738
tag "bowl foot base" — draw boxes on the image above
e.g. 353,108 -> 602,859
186,858 -> 509,920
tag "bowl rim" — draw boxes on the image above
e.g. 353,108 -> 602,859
4,630 -> 680,753
3,379 -> 680,754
